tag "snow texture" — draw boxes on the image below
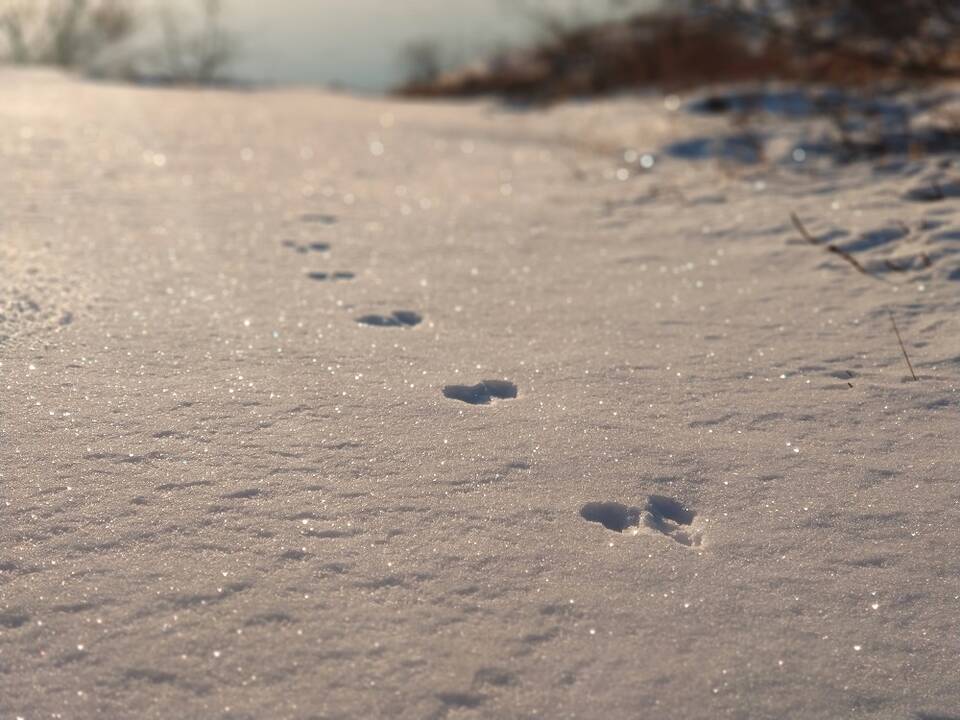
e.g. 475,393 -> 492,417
2,70 -> 960,719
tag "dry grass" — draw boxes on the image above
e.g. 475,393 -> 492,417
691,0 -> 960,82
889,312 -> 919,381
398,5 -> 960,102
398,14 -> 796,101
789,212 -> 881,281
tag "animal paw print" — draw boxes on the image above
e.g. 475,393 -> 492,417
442,380 -> 517,405
580,495 -> 701,547
356,311 -> 422,327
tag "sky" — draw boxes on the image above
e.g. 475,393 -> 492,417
217,0 -> 658,91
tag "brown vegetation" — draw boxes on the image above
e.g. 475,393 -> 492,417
692,0 -> 960,81
398,2 -> 960,101
399,14 -> 791,101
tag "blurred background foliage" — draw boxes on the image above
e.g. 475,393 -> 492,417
400,0 -> 960,99
0,0 -> 236,83
1,1 -> 958,93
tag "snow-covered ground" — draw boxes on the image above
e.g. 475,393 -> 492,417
2,70 -> 960,719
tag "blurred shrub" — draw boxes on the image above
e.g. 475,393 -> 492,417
0,0 -> 137,68
689,0 -> 960,80
400,40 -> 444,87
0,0 -> 238,84
399,1 -> 960,101
398,13 -> 794,101
157,0 -> 236,84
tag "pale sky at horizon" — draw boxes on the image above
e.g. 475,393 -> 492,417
216,0 -> 658,91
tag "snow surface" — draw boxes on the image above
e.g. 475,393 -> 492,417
2,70 -> 960,719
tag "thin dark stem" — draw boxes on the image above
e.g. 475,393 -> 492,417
791,212 -> 887,282
889,312 -> 919,381
790,211 -> 818,245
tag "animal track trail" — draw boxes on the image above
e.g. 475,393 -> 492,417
283,239 -> 331,254
356,311 -> 422,328
282,215 -> 355,280
442,380 -> 518,405
580,495 -> 701,547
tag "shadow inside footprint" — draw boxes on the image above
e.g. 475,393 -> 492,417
307,271 -> 355,281
647,495 -> 696,525
357,311 -> 422,327
580,502 -> 641,532
581,495 -> 700,546
443,380 -> 517,405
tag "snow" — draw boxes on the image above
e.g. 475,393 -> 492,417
2,69 -> 960,718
